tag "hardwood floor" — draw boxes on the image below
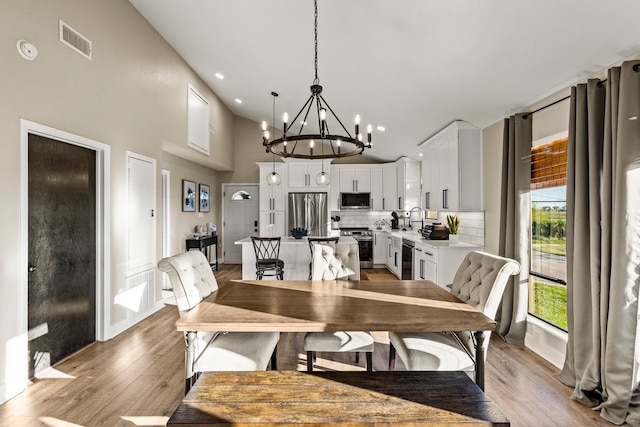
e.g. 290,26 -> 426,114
0,265 -> 608,426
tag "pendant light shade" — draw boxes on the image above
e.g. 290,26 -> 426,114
266,171 -> 282,186
315,170 -> 330,186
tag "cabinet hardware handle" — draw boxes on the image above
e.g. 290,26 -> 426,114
398,197 -> 402,209
416,248 -> 422,252
425,251 -> 433,257
425,192 -> 430,209
420,259 -> 424,279
382,198 -> 385,209
442,189 -> 448,209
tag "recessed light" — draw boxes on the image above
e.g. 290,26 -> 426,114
419,152 -> 423,157
215,72 -> 224,80
235,98 -> 243,104
377,125 -> 386,132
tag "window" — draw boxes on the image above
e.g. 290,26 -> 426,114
529,134 -> 568,330
231,190 -> 252,200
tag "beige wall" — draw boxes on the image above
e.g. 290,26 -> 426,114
0,0 -> 234,400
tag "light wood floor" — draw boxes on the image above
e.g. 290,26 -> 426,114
0,265 -> 608,426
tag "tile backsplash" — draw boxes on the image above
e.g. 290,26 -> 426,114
331,210 -> 485,247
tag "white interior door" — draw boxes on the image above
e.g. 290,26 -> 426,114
126,152 -> 156,275
223,184 -> 259,263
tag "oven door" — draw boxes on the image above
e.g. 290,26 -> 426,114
356,238 -> 373,269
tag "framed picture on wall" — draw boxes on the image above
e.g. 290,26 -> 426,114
182,179 -> 196,212
199,184 -> 210,212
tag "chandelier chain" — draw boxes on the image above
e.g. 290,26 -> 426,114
314,0 -> 318,84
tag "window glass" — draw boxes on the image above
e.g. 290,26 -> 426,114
231,190 -> 252,200
529,135 -> 567,330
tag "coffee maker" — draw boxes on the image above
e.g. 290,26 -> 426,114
390,212 -> 400,229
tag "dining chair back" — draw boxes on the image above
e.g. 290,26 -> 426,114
310,242 -> 360,280
158,250 -> 280,392
307,237 -> 339,279
251,236 -> 284,280
305,242 -> 372,371
388,251 -> 520,375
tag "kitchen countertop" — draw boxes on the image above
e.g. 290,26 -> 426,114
369,228 -> 482,249
235,235 -> 356,245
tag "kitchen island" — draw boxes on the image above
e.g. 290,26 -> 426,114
235,235 -> 357,280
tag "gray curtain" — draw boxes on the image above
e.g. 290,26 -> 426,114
558,60 -> 640,425
497,113 -> 531,344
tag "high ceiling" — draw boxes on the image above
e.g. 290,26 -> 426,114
129,0 -> 640,162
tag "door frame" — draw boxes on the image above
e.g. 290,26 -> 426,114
20,121 -> 111,381
221,182 -> 259,263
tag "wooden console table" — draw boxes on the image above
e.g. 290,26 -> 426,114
168,371 -> 510,426
185,235 -> 218,271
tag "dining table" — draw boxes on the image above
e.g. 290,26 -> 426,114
175,279 -> 497,391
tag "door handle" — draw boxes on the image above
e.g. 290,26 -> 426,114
254,220 -> 258,227
28,265 -> 36,273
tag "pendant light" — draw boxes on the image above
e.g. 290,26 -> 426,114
265,92 -> 282,186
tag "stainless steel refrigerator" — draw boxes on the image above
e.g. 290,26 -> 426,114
288,193 -> 328,237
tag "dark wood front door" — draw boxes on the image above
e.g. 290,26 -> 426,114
28,134 -> 96,377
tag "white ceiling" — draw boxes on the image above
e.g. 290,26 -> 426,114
129,0 -> 640,162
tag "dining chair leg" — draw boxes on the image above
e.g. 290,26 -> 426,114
366,352 -> 373,372
306,351 -> 314,372
388,343 -> 396,371
355,352 -> 360,364
270,346 -> 278,370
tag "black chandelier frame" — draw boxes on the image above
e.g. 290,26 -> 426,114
261,0 -> 371,160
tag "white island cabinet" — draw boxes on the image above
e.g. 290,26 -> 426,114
235,235 -> 355,280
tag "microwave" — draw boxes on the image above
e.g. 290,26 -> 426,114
340,193 -> 371,210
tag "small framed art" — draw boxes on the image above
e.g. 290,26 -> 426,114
199,184 -> 210,212
182,179 -> 196,212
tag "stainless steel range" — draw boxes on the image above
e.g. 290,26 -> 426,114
340,227 -> 373,269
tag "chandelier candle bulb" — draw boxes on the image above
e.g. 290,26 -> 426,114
367,124 -> 372,143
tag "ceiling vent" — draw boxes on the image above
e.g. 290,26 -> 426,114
59,20 -> 92,60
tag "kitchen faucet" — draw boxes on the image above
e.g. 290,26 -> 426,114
409,207 -> 424,230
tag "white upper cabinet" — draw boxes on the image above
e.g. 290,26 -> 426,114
420,121 -> 482,211
338,166 -> 371,193
287,159 -> 331,189
370,166 -> 383,210
396,157 -> 421,211
382,164 -> 397,211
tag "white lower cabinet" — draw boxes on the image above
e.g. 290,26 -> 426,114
386,235 -> 402,278
373,231 -> 387,265
414,244 -> 437,282
414,241 -> 478,289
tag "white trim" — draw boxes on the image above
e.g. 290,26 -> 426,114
18,119 -> 111,399
162,169 -> 171,291
532,130 -> 568,147
187,84 -> 210,155
524,314 -> 568,369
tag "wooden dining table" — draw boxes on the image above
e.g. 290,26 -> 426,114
176,279 -> 497,390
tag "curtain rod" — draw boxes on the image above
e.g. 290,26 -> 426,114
522,63 -> 640,119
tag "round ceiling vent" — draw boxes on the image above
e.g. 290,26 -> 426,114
17,39 -> 38,60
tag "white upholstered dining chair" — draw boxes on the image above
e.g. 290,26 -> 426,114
304,243 -> 375,372
388,251 -> 520,378
158,250 -> 280,391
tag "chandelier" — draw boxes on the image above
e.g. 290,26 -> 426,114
261,0 -> 372,160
